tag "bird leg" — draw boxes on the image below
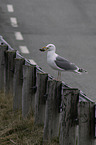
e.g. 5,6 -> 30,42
57,71 -> 61,80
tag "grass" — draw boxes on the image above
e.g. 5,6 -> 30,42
0,92 -> 59,145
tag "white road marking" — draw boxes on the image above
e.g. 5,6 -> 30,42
28,59 -> 37,65
15,32 -> 23,40
7,4 -> 35,63
19,46 -> 29,54
7,4 -> 14,12
10,17 -> 18,27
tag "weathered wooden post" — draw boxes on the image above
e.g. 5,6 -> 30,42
13,58 -> 25,110
43,79 -> 62,141
79,101 -> 95,145
59,88 -> 79,145
35,72 -> 48,124
4,50 -> 16,96
22,65 -> 36,118
0,44 -> 8,92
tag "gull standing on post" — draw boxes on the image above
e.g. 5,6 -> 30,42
39,44 -> 87,80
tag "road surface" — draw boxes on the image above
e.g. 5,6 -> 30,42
0,0 -> 96,101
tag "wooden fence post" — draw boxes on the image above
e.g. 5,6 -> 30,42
22,65 -> 36,118
4,50 -> 16,96
0,44 -> 8,92
35,72 -> 48,124
79,101 -> 95,145
43,79 -> 62,141
59,88 -> 79,145
13,58 -> 25,110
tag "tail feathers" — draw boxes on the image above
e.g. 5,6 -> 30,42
74,68 -> 88,74
78,68 -> 88,73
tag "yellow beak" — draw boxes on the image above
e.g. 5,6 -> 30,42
39,47 -> 48,52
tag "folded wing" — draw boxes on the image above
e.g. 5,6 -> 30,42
55,55 -> 77,71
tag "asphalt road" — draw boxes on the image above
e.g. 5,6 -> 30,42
0,0 -> 96,101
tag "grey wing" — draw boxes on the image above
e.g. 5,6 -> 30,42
55,55 -> 77,71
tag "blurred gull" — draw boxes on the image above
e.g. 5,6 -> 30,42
40,44 -> 87,80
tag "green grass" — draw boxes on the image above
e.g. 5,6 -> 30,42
0,92 -> 59,145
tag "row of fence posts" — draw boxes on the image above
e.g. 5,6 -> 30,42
0,44 -> 96,145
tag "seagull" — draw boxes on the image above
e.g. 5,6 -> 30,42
39,44 -> 87,80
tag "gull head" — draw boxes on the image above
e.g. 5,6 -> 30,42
39,44 -> 56,52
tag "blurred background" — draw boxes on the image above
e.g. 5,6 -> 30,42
0,0 -> 96,101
